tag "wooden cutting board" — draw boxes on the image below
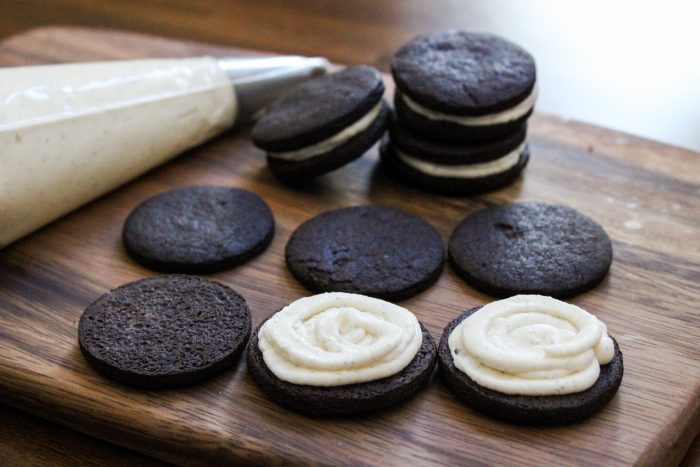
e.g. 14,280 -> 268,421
1,27 -> 698,466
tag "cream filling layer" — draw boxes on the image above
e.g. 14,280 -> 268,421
395,142 -> 524,178
258,292 -> 423,386
268,101 -> 383,161
448,295 -> 615,396
402,85 -> 537,126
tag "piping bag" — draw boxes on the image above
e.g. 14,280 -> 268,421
0,55 -> 329,248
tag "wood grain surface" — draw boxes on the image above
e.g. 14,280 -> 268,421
0,404 -> 168,467
0,27 -> 699,466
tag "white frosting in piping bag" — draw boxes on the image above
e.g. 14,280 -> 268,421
402,85 -> 537,126
267,101 -> 383,161
0,57 -> 237,248
448,295 -> 614,396
395,142 -> 524,178
258,292 -> 423,386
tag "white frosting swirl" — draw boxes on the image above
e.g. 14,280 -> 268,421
258,292 -> 423,386
448,295 -> 614,396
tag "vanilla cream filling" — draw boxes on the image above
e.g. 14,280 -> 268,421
258,292 -> 423,386
396,142 -> 524,178
402,85 -> 537,126
268,101 -> 383,161
0,57 -> 236,248
448,295 -> 615,396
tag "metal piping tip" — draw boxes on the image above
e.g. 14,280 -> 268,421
218,56 -> 330,123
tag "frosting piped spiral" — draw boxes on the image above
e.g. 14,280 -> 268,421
258,292 -> 423,386
448,295 -> 614,396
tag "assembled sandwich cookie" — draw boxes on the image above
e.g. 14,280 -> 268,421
438,295 -> 623,424
391,31 -> 537,143
381,120 -> 529,195
247,292 -> 438,416
252,65 -> 390,181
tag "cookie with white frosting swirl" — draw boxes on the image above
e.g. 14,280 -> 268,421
248,292 -> 437,416
438,295 -> 623,424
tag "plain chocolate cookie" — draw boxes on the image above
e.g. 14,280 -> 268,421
247,317 -> 437,417
438,307 -> 624,424
123,185 -> 274,274
78,275 -> 252,389
448,202 -> 613,297
285,206 -> 445,300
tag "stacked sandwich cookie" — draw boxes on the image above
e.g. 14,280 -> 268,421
381,31 -> 537,195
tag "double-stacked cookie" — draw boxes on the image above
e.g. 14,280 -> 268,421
381,31 -> 537,195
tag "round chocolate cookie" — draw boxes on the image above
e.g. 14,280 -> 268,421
448,203 -> 612,297
251,65 -> 389,181
285,206 -> 445,300
247,317 -> 437,417
78,275 -> 251,389
123,185 -> 274,274
448,203 -> 613,297
438,307 -> 624,424
391,31 -> 536,142
380,138 -> 529,196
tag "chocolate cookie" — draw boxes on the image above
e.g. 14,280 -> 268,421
448,202 -> 613,297
251,66 -> 389,181
285,206 -> 445,300
391,31 -> 536,142
123,185 -> 274,274
78,275 -> 251,389
438,307 -> 624,424
247,317 -> 437,417
380,125 -> 529,196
